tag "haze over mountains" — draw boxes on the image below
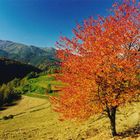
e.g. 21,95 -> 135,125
0,40 -> 57,67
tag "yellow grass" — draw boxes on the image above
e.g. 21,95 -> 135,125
0,96 -> 139,140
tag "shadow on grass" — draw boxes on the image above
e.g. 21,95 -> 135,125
117,124 -> 140,139
0,98 -> 22,111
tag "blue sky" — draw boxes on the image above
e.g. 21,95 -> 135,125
0,0 -> 115,47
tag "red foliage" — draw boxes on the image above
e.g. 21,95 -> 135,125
52,0 -> 140,121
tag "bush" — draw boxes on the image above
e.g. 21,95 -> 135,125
47,66 -> 60,74
46,84 -> 52,94
3,115 -> 14,120
27,72 -> 39,79
21,84 -> 31,94
0,80 -> 21,107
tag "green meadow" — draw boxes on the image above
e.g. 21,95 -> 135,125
19,74 -> 64,98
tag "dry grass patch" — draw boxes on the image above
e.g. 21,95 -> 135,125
0,96 -> 139,140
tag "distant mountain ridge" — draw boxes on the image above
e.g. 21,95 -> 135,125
0,40 -> 57,67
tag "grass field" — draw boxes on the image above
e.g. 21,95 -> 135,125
20,74 -> 64,97
0,74 -> 139,140
0,95 -> 140,140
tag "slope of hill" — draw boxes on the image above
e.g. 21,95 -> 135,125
0,40 -> 57,67
0,74 -> 139,139
18,74 -> 64,99
0,95 -> 139,140
0,57 -> 41,84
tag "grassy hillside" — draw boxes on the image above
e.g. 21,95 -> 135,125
0,57 -> 41,84
19,74 -> 64,98
0,40 -> 58,67
0,96 -> 139,140
0,74 -> 139,139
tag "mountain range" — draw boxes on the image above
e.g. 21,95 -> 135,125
0,40 -> 57,67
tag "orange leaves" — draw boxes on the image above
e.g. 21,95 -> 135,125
52,0 -> 140,121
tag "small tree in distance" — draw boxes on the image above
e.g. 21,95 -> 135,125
51,0 -> 140,137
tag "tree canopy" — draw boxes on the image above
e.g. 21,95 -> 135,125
52,0 -> 140,136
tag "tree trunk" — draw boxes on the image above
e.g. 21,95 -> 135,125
107,106 -> 117,136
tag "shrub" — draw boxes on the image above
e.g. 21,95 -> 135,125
0,81 -> 21,107
27,72 -> 39,79
46,84 -> 52,94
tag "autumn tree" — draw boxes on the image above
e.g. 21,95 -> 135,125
52,0 -> 140,136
